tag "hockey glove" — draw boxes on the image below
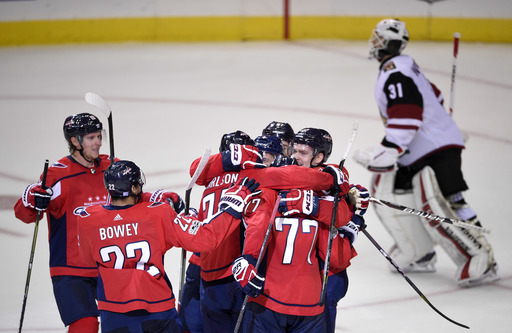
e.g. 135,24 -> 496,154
278,189 -> 319,217
348,184 -> 369,216
232,255 -> 265,298
150,189 -> 185,214
22,183 -> 53,212
338,215 -> 365,246
322,165 -> 350,196
219,177 -> 262,219
221,144 -> 265,172
367,141 -> 405,173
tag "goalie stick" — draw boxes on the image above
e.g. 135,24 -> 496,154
361,227 -> 470,329
85,92 -> 115,165
234,196 -> 282,333
178,147 -> 212,307
319,121 -> 359,306
19,159 -> 49,333
369,197 -> 491,234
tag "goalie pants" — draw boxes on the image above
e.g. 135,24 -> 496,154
395,147 -> 468,197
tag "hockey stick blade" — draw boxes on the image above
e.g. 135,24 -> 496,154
362,228 -> 469,329
85,92 -> 112,117
319,121 -> 359,305
369,197 -> 491,234
85,92 -> 115,164
185,147 -> 212,211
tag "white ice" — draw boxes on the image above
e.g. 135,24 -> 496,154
0,39 -> 511,332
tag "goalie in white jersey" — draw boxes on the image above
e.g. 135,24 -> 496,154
354,18 -> 498,287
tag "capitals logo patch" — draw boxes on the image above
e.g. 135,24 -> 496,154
74,206 -> 90,218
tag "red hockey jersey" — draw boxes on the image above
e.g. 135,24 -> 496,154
14,154 -> 113,277
77,201 -> 241,313
243,189 -> 357,317
190,153 -> 345,282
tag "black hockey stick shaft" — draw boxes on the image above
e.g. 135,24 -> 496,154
369,197 -> 490,234
178,148 -> 211,307
319,121 -> 358,306
19,159 -> 49,333
234,196 -> 282,333
319,168 -> 342,306
107,112 -> 115,165
361,227 -> 469,329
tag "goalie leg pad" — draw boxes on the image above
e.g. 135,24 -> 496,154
372,172 -> 435,271
413,166 -> 499,286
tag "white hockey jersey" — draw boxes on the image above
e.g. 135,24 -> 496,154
374,54 -> 465,166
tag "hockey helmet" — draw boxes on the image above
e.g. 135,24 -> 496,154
369,18 -> 409,61
63,112 -> 103,145
254,135 -> 282,156
293,128 -> 333,164
262,121 -> 295,143
219,130 -> 255,152
104,160 -> 146,198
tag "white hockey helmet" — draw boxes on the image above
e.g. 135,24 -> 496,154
369,18 -> 409,61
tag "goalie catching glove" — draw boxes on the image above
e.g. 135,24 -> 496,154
367,139 -> 405,173
222,144 -> 265,171
22,183 -> 53,212
278,189 -> 319,217
219,177 -> 262,219
232,255 -> 265,298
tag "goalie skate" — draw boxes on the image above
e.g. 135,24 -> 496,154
389,245 -> 437,273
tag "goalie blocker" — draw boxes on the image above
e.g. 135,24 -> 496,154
372,166 -> 498,287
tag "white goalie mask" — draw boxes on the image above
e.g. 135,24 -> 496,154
369,19 -> 409,61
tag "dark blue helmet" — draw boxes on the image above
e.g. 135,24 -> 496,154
219,130 -> 255,152
104,160 -> 145,198
262,121 -> 295,143
293,128 -> 333,164
254,135 -> 282,156
63,113 -> 103,142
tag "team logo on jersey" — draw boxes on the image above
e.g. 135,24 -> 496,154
382,61 -> 396,72
51,162 -> 67,169
73,206 -> 90,218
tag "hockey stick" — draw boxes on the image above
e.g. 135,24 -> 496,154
369,197 -> 491,234
319,121 -> 359,306
361,227 -> 470,329
85,92 -> 115,165
178,147 -> 212,307
234,195 -> 282,333
449,32 -> 461,115
19,159 -> 49,333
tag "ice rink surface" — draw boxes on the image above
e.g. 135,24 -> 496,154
0,39 -> 511,332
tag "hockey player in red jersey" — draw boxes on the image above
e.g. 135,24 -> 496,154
14,113 -> 109,332
188,130 -> 347,333
233,127 -> 367,333
355,18 -> 498,287
76,160 -> 261,332
13,113 -> 185,332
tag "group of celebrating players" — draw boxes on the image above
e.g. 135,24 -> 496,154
14,17 -> 498,333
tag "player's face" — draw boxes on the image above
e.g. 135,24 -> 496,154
80,131 -> 103,160
292,143 -> 314,167
261,152 -> 276,167
281,140 -> 292,157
